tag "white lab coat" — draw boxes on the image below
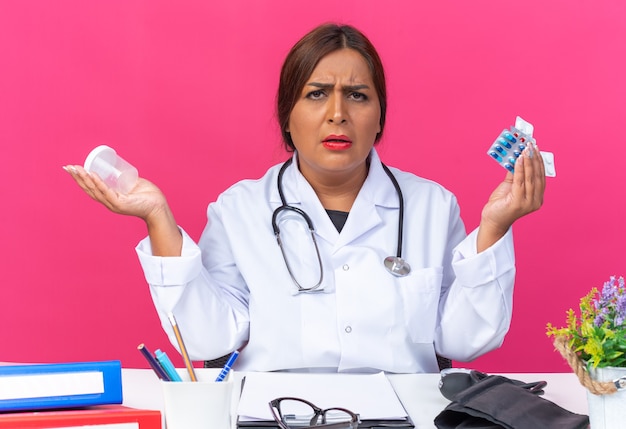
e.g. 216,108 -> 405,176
136,149 -> 515,373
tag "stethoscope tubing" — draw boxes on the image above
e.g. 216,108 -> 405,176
380,163 -> 405,260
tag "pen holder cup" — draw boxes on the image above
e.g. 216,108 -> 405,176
161,368 -> 234,429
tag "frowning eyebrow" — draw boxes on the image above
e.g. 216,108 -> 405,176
306,82 -> 371,91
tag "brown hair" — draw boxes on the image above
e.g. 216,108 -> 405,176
277,23 -> 387,151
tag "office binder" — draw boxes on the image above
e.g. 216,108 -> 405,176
0,361 -> 123,412
0,405 -> 161,428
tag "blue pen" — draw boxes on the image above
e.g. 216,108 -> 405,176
215,350 -> 239,382
155,349 -> 182,382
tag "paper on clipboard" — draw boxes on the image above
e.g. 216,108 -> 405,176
237,371 -> 408,422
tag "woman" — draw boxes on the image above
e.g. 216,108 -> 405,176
64,23 -> 545,373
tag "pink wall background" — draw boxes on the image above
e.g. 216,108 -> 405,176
1,0 -> 624,372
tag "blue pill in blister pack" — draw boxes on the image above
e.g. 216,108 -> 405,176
489,151 -> 503,162
503,133 -> 516,144
498,138 -> 512,149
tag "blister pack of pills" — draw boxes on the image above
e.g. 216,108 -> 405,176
487,116 -> 556,177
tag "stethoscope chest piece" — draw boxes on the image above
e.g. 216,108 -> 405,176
384,256 -> 411,277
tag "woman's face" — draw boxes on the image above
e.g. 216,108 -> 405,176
287,48 -> 381,182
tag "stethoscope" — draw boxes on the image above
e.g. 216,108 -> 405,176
271,157 -> 411,293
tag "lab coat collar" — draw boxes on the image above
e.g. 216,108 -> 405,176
270,149 -> 400,248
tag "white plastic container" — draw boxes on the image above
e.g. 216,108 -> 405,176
161,368 -> 234,429
84,145 -> 138,194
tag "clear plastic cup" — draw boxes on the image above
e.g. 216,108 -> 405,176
84,145 -> 138,194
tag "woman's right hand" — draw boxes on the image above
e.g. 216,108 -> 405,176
63,165 -> 166,221
63,165 -> 183,256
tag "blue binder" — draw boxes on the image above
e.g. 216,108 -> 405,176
0,360 -> 123,411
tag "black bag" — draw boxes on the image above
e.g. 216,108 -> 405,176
434,372 -> 589,429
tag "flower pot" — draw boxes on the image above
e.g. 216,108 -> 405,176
587,366 -> 626,429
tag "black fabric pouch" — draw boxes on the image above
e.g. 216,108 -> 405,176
434,374 -> 589,429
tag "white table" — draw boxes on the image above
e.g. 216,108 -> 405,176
121,369 -> 589,429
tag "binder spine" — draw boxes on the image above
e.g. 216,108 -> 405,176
0,360 -> 123,411
0,405 -> 161,428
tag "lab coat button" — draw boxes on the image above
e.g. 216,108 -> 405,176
342,264 -> 349,271
345,326 -> 352,333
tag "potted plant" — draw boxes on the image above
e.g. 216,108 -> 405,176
546,275 -> 626,429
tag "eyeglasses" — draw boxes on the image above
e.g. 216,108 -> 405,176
269,397 -> 360,429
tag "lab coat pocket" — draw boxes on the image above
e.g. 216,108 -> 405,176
398,266 -> 443,343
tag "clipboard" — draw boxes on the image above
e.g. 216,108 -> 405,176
237,417 -> 415,429
235,372 -> 414,429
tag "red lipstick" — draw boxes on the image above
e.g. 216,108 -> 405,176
322,135 -> 352,150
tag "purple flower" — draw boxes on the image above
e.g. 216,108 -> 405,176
593,276 -> 626,329
616,292 -> 626,326
594,314 -> 605,327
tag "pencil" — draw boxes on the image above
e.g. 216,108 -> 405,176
137,343 -> 171,381
167,312 -> 197,382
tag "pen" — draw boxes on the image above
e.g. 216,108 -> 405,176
155,349 -> 183,382
137,343 -> 171,381
167,312 -> 197,382
215,350 -> 239,382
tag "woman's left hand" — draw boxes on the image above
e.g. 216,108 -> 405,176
477,142 -> 546,252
